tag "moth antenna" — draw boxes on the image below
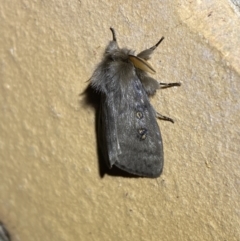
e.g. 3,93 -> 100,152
110,27 -> 117,41
150,36 -> 164,51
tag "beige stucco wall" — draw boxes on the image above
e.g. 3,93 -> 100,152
1,0 -> 240,240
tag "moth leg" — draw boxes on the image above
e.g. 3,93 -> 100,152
107,28 -> 119,51
110,27 -> 117,41
155,82 -> 181,123
159,82 -> 181,89
136,69 -> 159,96
156,112 -> 174,123
137,37 -> 164,60
149,37 -> 165,51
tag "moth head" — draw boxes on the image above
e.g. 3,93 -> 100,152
105,28 -> 133,62
106,28 -> 156,74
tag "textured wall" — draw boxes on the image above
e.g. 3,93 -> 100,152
0,0 -> 240,240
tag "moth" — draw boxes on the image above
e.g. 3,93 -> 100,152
91,28 -> 180,178
0,222 -> 11,241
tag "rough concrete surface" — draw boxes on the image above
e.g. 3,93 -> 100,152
0,0 -> 239,240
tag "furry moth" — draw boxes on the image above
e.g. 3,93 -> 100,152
91,28 -> 180,178
0,222 -> 11,241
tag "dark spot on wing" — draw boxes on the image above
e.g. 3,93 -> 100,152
138,128 -> 147,140
136,111 -> 143,119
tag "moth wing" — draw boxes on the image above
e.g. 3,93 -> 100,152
98,75 -> 163,177
98,93 -> 122,168
114,76 -> 163,177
